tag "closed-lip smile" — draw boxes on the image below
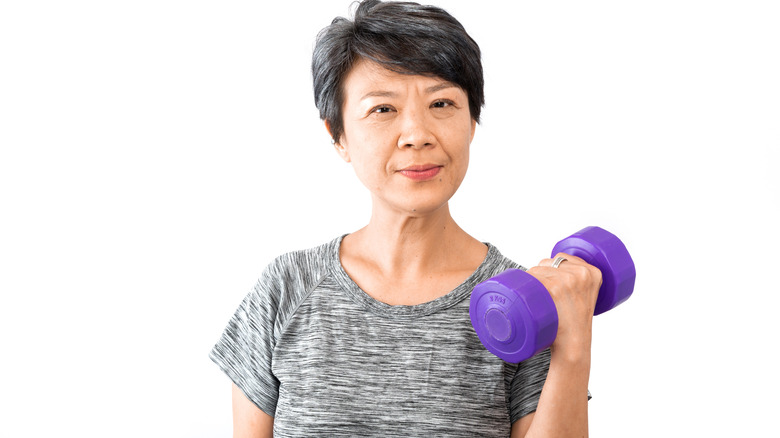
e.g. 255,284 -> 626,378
398,164 -> 442,181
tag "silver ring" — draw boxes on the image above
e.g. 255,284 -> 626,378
551,256 -> 568,269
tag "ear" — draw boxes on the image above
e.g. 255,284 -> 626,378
325,121 -> 351,163
469,118 -> 477,143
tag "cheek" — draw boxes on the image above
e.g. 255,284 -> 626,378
350,147 -> 391,190
446,134 -> 471,186
355,146 -> 387,172
452,154 -> 469,186
448,129 -> 472,166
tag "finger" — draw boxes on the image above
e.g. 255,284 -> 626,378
526,265 -> 562,278
534,258 -> 569,270
537,258 -> 553,267
537,254 -> 575,268
549,252 -> 589,266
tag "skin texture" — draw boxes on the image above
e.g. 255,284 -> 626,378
232,383 -> 273,438
514,254 -> 600,438
333,59 -> 487,307
231,59 -> 598,437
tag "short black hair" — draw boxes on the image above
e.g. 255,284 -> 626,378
312,0 -> 484,143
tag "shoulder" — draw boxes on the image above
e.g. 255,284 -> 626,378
261,236 -> 339,287
480,242 -> 527,278
250,236 -> 341,318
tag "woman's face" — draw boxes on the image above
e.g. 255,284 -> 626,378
334,59 -> 477,217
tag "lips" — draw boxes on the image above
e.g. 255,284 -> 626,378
398,164 -> 442,181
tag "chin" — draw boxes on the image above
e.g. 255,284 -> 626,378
398,197 -> 454,217
376,184 -> 460,217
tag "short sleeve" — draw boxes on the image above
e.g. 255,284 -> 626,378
508,348 -> 551,422
209,266 -> 281,417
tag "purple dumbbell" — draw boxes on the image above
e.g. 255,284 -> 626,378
469,226 -> 636,363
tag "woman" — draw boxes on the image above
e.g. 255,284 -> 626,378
210,1 -> 600,436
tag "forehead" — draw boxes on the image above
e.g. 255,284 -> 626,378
342,58 -> 460,99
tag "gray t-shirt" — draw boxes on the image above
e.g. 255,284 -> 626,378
210,235 -> 551,437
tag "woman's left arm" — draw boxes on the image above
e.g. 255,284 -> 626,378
511,253 -> 600,438
510,348 -> 591,437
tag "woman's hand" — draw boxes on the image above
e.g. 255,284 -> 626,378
513,254 -> 600,437
526,253 -> 602,361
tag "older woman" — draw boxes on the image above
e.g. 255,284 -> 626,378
210,1 -> 600,437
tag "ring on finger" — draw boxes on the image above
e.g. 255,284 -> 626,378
551,256 -> 568,269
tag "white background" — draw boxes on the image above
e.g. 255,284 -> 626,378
1,0 -> 778,436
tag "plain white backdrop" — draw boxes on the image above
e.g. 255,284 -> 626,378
1,0 -> 778,436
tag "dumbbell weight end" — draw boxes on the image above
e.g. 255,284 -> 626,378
551,226 -> 635,316
469,269 -> 558,363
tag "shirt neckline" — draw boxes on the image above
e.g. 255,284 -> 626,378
326,234 -> 501,319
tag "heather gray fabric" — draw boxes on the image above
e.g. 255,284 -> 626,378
210,235 -> 551,437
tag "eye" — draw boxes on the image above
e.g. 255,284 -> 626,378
370,105 -> 395,114
431,99 -> 456,109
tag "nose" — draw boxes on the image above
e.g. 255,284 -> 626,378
397,108 -> 435,150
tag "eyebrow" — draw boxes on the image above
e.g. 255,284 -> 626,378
425,82 -> 457,94
360,81 -> 458,101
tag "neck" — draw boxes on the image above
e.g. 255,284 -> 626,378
346,202 -> 475,277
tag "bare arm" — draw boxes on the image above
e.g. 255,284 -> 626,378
232,383 -> 274,438
510,253 -> 600,437
511,348 -> 591,438
511,412 -> 535,438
